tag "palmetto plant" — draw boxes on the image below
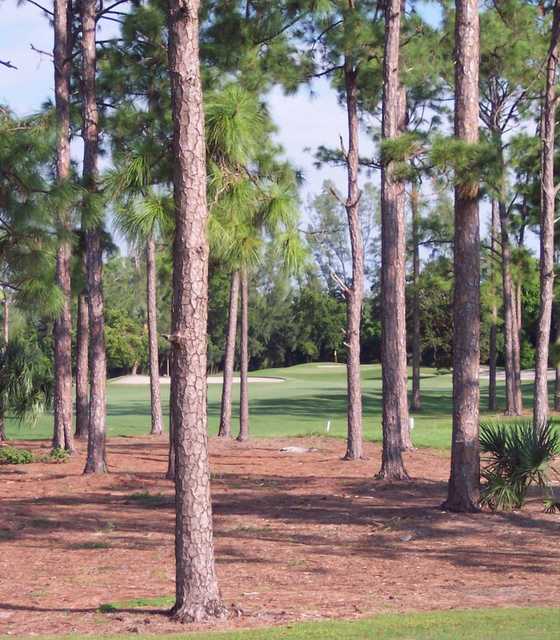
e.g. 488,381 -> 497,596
206,84 -> 305,441
480,421 -> 560,511
0,336 -> 53,432
107,154 -> 173,437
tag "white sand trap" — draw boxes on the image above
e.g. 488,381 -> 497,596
479,367 -> 556,382
110,374 -> 285,385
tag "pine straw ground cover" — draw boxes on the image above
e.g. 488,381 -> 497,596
1,436 -> 559,637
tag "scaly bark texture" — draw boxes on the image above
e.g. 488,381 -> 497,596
444,0 -> 481,513
342,52 -> 365,461
411,183 -> 422,413
75,290 -> 89,439
378,0 -> 410,479
81,0 -> 107,474
168,0 -> 225,622
218,270 -> 239,438
237,268 -> 250,442
488,200 -> 498,412
147,234 -> 163,435
534,1 -> 560,430
52,0 -> 74,453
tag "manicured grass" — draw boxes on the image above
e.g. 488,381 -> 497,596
4,363 -> 551,449
12,607 -> 560,640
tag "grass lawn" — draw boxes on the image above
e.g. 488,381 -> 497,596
5,363 -> 549,449
11,607 -> 560,640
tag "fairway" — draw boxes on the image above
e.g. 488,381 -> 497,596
5,363 -> 545,449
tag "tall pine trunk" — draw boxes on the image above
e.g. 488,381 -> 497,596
0,293 -> 6,441
534,1 -> 560,430
554,305 -> 560,411
444,0 -> 480,513
343,54 -> 365,460
488,200 -> 498,412
0,296 -> 5,442
168,0 -> 225,621
166,368 -> 176,481
378,0 -> 409,479
2,295 -> 8,345
147,234 -> 163,435
218,270 -> 239,438
237,268 -> 249,442
81,0 -> 107,474
498,196 -> 523,415
75,290 -> 89,439
52,0 -> 74,453
411,183 -> 422,413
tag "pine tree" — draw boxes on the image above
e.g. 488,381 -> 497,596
168,0 -> 226,622
52,0 -> 75,453
444,0 -> 481,513
81,0 -> 108,474
378,0 -> 409,480
534,0 -> 560,429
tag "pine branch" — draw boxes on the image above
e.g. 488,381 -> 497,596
0,59 -> 17,70
30,44 -> 53,59
24,0 -> 53,16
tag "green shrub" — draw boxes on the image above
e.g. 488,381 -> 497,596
0,446 -> 34,465
46,447 -> 70,463
480,421 -> 560,511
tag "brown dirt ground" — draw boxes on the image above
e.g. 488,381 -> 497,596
1,436 -> 559,637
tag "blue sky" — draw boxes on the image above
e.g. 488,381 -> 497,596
0,1 -> 442,207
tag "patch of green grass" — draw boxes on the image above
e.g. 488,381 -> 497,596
127,491 -> 172,508
71,541 -> 112,550
98,596 -> 174,613
13,607 -> 560,640
0,529 -> 17,540
29,518 -> 55,529
5,363 -> 559,450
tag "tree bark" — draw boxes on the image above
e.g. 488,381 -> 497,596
488,200 -> 498,412
497,160 -> 523,415
0,294 -> 6,442
52,0 -> 74,454
554,306 -> 560,411
555,364 -> 560,412
515,282 -> 522,342
534,1 -> 560,430
378,0 -> 410,479
166,373 -> 176,481
2,295 -> 8,345
218,270 -> 239,438
237,268 -> 250,442
411,183 -> 422,413
342,53 -> 364,461
75,290 -> 89,439
444,0 -> 480,513
81,0 -> 107,474
147,234 -> 164,435
168,0 -> 225,622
